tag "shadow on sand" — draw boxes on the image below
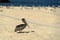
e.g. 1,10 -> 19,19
17,31 -> 35,33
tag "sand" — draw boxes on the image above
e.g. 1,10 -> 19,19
0,6 -> 60,40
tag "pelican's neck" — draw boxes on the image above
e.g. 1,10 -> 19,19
22,20 -> 28,25
22,20 -> 29,27
24,22 -> 28,26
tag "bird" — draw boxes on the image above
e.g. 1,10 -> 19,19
14,18 -> 29,33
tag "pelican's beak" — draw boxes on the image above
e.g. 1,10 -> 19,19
27,24 -> 29,27
27,24 -> 29,28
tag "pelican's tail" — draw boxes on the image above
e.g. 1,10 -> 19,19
14,28 -> 17,32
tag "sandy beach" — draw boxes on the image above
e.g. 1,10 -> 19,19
0,6 -> 60,40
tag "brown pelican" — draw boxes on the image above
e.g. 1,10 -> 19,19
14,18 -> 29,33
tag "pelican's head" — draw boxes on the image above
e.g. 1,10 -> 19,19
22,18 -> 25,21
22,18 -> 29,27
22,18 -> 26,23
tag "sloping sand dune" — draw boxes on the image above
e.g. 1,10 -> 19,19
0,6 -> 60,40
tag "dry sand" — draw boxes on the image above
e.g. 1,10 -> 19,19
0,6 -> 60,40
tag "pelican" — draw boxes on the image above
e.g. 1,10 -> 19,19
14,18 -> 29,32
